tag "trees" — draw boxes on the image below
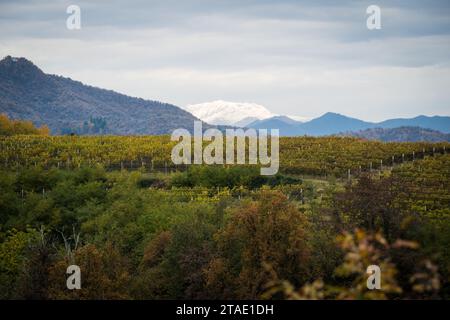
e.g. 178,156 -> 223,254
47,243 -> 130,299
0,228 -> 39,299
263,229 -> 441,300
0,114 -> 49,136
333,175 -> 410,240
132,206 -> 218,299
205,191 -> 310,299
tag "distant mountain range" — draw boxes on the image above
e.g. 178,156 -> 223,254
1,55 -> 449,140
341,126 -> 450,142
246,113 -> 450,137
182,100 -> 449,138
184,100 -> 311,127
0,56 -> 206,135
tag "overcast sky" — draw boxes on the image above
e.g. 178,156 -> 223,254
0,0 -> 449,121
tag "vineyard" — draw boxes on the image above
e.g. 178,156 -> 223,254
0,134 -> 449,300
1,135 -> 448,177
390,153 -> 450,220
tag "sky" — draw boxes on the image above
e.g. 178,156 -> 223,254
0,0 -> 449,121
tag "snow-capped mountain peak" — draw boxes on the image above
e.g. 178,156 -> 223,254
184,100 -> 275,126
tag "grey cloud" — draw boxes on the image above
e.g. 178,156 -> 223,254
0,0 -> 449,120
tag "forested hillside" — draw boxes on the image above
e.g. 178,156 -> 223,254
341,126 -> 450,142
0,56 -> 204,135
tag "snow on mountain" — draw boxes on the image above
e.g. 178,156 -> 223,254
184,100 -> 275,126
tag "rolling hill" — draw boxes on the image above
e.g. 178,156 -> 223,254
0,56 -> 205,135
340,126 -> 450,142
